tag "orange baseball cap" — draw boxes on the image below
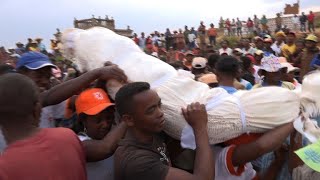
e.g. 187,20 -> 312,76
75,88 -> 114,115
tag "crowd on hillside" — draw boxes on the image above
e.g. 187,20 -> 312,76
0,10 -> 320,180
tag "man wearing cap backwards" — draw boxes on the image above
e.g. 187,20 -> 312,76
114,82 -> 214,180
281,31 -> 296,61
75,88 -> 127,180
253,55 -> 295,90
271,31 -> 285,56
0,73 -> 86,179
191,57 -> 210,80
298,34 -> 319,81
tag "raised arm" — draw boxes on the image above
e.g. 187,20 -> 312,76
232,122 -> 294,166
165,103 -> 214,180
41,65 -> 127,107
82,121 -> 127,162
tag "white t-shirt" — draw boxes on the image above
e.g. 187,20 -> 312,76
271,41 -> 285,56
78,134 -> 114,180
292,17 -> 300,24
253,65 -> 261,84
188,33 -> 196,43
214,146 -> 257,180
219,48 -> 233,56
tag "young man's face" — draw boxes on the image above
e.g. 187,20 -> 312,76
255,41 -> 264,49
130,90 -> 165,134
24,67 -> 52,92
286,34 -> 295,44
221,42 -> 228,48
296,42 -> 304,51
186,55 -> 194,62
305,41 -> 316,49
84,107 -> 115,140
276,36 -> 285,42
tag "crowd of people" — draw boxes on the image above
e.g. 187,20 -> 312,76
0,10 -> 320,180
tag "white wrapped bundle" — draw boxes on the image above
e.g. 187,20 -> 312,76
61,27 -> 317,144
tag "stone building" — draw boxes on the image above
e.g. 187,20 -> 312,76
73,15 -> 133,37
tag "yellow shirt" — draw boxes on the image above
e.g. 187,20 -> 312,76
281,44 -> 296,58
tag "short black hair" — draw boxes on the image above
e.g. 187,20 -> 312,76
207,54 -> 220,69
115,82 -> 151,116
215,56 -> 240,77
0,73 -> 39,120
240,56 -> 252,71
0,64 -> 15,75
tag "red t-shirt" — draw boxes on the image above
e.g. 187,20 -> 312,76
0,128 -> 86,180
308,14 -> 315,22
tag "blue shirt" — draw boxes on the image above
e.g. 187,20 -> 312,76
219,86 -> 237,94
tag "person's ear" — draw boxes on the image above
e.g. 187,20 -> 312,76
121,114 -> 134,127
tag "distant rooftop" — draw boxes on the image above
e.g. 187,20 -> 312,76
73,15 -> 133,37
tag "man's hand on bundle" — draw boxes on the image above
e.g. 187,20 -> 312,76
98,65 -> 127,83
182,102 -> 208,131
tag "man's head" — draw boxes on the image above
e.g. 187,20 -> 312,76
185,25 -> 188,30
16,52 -> 57,92
275,31 -> 286,42
215,56 -> 241,82
177,52 -> 185,61
305,34 -> 318,50
16,42 -> 23,48
310,11 -> 313,14
259,55 -> 283,83
141,32 -> 145,37
27,38 -> 32,43
115,82 -> 165,134
263,38 -> 273,48
254,50 -> 264,65
36,38 -> 42,43
302,12 -> 305,15
280,62 -> 299,83
185,51 -> 194,63
192,57 -> 207,75
210,23 -> 214,28
233,48 -> 244,57
286,32 -> 296,44
0,73 -> 41,127
220,40 -> 229,49
200,21 -> 204,25
242,38 -> 250,48
76,88 -> 115,140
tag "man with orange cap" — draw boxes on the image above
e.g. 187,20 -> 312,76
75,88 -> 127,180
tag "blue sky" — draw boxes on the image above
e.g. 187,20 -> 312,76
0,0 -> 319,48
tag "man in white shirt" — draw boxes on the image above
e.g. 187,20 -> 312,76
188,33 -> 197,49
271,31 -> 286,56
291,14 -> 300,32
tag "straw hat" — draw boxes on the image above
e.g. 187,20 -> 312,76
305,34 -> 318,43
